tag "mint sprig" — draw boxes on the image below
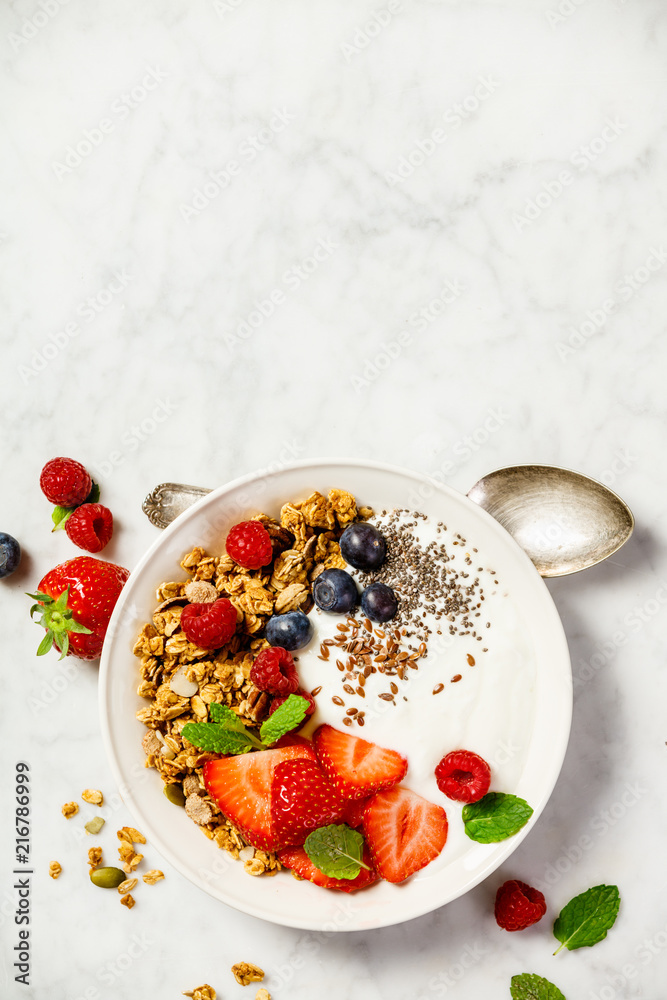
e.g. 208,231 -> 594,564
304,824 -> 370,880
182,694 -> 309,755
510,973 -> 567,999
553,884 -> 620,954
462,792 -> 533,843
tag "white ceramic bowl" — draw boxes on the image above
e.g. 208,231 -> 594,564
100,459 -> 571,931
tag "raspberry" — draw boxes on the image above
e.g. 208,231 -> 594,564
250,647 -> 299,696
181,598 -> 237,649
495,879 -> 547,931
269,688 -> 316,731
225,521 -> 273,570
40,457 -> 92,507
434,750 -> 491,803
65,503 -> 113,553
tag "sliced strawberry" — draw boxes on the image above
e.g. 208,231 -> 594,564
313,724 -> 408,800
271,758 -> 345,847
340,795 -> 373,829
363,786 -> 448,883
203,745 -> 315,851
278,845 -> 378,893
272,733 -> 313,750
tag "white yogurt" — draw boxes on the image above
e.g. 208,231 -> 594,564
296,510 -> 537,876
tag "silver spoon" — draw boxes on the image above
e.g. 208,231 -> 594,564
142,466 -> 634,578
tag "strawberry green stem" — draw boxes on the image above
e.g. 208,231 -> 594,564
27,587 -> 92,660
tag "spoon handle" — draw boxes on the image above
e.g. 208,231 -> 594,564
142,483 -> 212,529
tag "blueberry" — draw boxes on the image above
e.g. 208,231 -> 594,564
0,533 -> 21,579
339,522 -> 387,571
266,611 -> 313,651
312,568 -> 358,615
361,581 -> 398,623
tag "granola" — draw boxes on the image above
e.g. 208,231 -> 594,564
183,987 -> 216,1000
81,789 -> 103,805
88,846 -> 103,869
49,861 -> 62,879
231,962 -> 264,986
120,893 -> 135,909
142,869 -> 164,885
61,801 -> 78,819
133,489 -> 367,874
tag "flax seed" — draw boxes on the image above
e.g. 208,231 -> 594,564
356,687 -> 365,698
357,716 -> 365,726
358,674 -> 366,687
343,684 -> 355,695
343,717 -> 352,726
364,618 -> 373,632
319,643 -> 330,659
451,674 -> 462,683
433,683 -> 444,694
390,682 -> 398,694
346,707 -> 358,716
323,639 -> 335,646
467,654 -> 476,666
379,693 -> 394,702
311,686 -> 322,696
332,696 -> 344,706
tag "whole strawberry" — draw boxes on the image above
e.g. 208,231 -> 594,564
40,457 -> 92,507
29,556 -> 130,660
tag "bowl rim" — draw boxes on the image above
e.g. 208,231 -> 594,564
99,457 -> 572,930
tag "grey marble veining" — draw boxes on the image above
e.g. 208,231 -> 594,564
2,0 -> 667,997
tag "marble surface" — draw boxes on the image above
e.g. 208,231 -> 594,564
2,0 -> 667,997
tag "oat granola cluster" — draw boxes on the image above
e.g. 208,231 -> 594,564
132,489 -> 370,872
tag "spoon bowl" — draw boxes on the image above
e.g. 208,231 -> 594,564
467,465 -> 634,577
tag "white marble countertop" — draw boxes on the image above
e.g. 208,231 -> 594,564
2,0 -> 667,997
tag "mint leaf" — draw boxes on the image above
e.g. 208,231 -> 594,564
181,722 -> 255,755
208,702 -> 248,732
553,884 -> 620,953
259,694 -> 309,746
86,481 -> 100,504
462,792 -> 533,843
304,824 -> 370,879
52,505 -> 74,530
511,973 -> 567,1000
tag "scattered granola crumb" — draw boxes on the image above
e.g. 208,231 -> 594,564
255,990 -> 271,1000
61,801 -> 78,819
81,789 -> 104,805
85,816 -> 105,835
118,878 -> 138,894
184,580 -> 218,604
232,962 -> 264,986
142,869 -> 164,885
183,986 -> 216,1000
117,825 -> 146,845
88,847 -> 103,869
49,861 -> 62,879
119,893 -> 135,909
